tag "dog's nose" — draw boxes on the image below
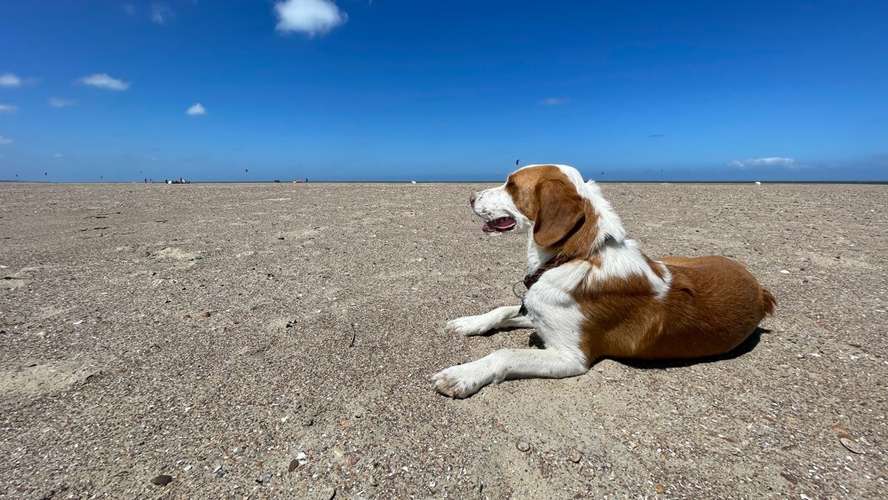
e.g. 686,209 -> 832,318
469,193 -> 476,208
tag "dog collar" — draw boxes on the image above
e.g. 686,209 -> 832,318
522,260 -> 560,290
522,234 -> 616,290
516,234 -> 617,315
516,255 -> 571,316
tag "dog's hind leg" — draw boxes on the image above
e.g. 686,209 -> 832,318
444,305 -> 533,336
432,347 -> 586,398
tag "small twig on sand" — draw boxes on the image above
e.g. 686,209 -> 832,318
349,322 -> 357,347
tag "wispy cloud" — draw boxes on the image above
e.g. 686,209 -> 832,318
275,0 -> 347,36
0,104 -> 16,113
540,97 -> 569,106
0,73 -> 22,87
53,153 -> 64,159
49,97 -> 77,108
123,3 -> 136,16
79,73 -> 130,91
729,157 -> 797,168
151,3 -> 174,25
0,135 -> 12,145
186,102 -> 207,116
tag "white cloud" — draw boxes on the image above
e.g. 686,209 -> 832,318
275,0 -> 346,36
0,104 -> 16,113
0,135 -> 12,145
151,3 -> 174,24
79,73 -> 130,91
49,97 -> 77,108
730,157 -> 797,168
540,97 -> 569,106
0,73 -> 22,87
186,102 -> 207,116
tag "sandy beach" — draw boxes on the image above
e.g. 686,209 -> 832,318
1,181 -> 886,498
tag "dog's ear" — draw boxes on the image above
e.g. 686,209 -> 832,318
533,178 -> 585,248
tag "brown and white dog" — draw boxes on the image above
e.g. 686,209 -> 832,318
433,164 -> 775,398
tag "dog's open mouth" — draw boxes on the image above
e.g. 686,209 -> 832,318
482,216 -> 517,233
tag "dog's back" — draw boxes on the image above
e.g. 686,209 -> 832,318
641,256 -> 774,359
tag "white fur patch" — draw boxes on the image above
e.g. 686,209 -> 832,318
526,233 -> 551,275
656,260 -> 673,293
444,305 -> 531,336
471,183 -> 531,232
523,260 -> 593,367
584,240 -> 671,299
434,261 -> 592,398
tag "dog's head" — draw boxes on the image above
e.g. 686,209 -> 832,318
470,164 -> 625,254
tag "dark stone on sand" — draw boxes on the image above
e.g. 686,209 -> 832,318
150,474 -> 173,486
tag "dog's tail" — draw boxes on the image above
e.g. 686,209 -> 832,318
760,287 -> 777,316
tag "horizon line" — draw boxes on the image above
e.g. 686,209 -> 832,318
3,179 -> 888,185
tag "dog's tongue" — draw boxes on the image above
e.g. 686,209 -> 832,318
482,216 -> 516,232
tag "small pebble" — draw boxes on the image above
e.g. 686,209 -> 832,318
568,449 -> 582,463
288,451 -> 308,471
151,474 -> 173,486
840,437 -> 864,454
516,440 -> 531,452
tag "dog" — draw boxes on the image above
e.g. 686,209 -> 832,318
433,164 -> 775,398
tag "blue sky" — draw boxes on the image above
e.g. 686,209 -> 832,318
1,0 -> 887,181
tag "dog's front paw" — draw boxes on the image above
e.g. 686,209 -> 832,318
445,315 -> 489,336
432,363 -> 491,398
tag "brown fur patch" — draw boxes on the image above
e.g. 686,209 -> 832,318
505,165 -> 563,221
575,255 -> 771,365
533,179 -> 586,247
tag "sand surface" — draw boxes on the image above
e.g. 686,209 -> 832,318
1,182 -> 886,498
